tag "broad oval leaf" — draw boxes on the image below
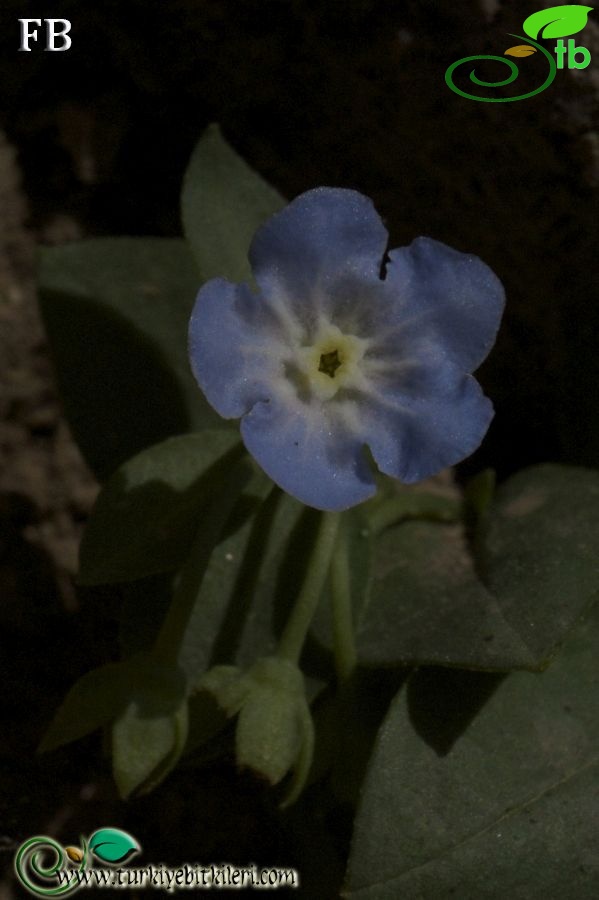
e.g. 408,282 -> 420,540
88,828 -> 140,864
181,124 -> 285,283
483,464 -> 599,664
40,654 -> 186,753
39,238 -> 225,479
346,605 -> 599,898
355,520 -> 533,670
78,432 -> 245,585
39,661 -> 132,752
352,465 -> 599,672
523,5 -> 592,40
504,44 -> 536,57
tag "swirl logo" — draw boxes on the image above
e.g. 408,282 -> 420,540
15,836 -> 84,897
445,5 -> 593,102
14,829 -> 140,897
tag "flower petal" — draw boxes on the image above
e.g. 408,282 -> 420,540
248,188 -> 389,329
189,277 -> 290,418
239,397 -> 376,511
383,237 -> 505,372
359,370 -> 494,483
189,188 -> 505,511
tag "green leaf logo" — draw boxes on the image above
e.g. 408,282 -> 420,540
88,828 -> 140,864
523,5 -> 593,40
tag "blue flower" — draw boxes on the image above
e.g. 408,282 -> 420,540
189,188 -> 505,511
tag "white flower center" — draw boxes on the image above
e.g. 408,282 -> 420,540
295,324 -> 370,401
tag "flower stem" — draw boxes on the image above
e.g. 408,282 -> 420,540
277,510 -> 341,665
330,520 -> 356,681
368,493 -> 460,536
152,458 -> 253,667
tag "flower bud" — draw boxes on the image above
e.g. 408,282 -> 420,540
199,657 -> 314,797
235,657 -> 311,787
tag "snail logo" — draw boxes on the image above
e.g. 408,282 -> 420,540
14,828 -> 140,896
446,5 -> 593,102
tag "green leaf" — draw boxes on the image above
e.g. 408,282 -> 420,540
357,519 -> 530,670
180,490 -> 305,681
345,603 -> 599,898
523,5 -> 592,40
39,661 -> 132,752
38,238 -> 224,479
111,659 -> 188,798
116,502 -> 261,685
117,575 -> 174,659
78,432 -> 245,585
122,525 -> 252,677
181,124 -> 285,283
117,493 -> 322,705
311,670 -> 408,808
88,828 -> 140,864
483,464 -> 599,663
117,488 -> 288,685
233,496 -> 315,669
192,490 -> 332,680
355,465 -> 599,671
40,653 -> 187,796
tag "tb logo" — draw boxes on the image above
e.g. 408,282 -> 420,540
445,5 -> 593,102
19,19 -> 72,52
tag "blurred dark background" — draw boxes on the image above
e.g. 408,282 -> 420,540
0,0 -> 597,895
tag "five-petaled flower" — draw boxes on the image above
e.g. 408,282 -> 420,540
189,188 -> 505,511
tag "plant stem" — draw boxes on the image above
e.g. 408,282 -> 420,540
330,520 -> 356,681
368,493 -> 460,536
277,510 -> 340,665
152,458 -> 253,667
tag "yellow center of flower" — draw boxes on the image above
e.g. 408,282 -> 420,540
297,325 -> 369,401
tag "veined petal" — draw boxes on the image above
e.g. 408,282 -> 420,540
189,278 -> 289,418
249,188 -> 389,331
382,237 -> 505,373
239,397 -> 376,511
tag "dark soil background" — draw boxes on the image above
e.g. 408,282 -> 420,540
0,1 -> 598,896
